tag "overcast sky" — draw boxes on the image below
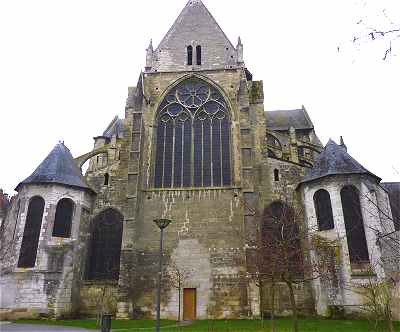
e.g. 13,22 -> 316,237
1,0 -> 399,194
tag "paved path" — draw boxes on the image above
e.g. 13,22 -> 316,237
0,322 -> 94,332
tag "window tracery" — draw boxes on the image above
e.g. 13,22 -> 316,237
154,78 -> 231,188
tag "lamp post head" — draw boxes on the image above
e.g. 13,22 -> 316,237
153,218 -> 172,230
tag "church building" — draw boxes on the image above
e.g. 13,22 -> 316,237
1,0 -> 399,321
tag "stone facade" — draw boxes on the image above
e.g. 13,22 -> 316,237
1,0 -> 399,321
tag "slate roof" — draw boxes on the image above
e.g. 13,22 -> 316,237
266,107 -> 314,131
152,0 -> 237,72
102,116 -> 124,139
301,139 -> 380,184
16,143 -> 93,193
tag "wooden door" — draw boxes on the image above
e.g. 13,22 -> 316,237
183,288 -> 196,320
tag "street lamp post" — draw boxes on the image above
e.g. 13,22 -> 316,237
153,219 -> 172,332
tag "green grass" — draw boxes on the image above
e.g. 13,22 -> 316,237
13,318 -> 400,332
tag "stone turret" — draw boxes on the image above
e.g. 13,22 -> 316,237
145,39 -> 154,72
1,143 -> 94,319
236,36 -> 243,64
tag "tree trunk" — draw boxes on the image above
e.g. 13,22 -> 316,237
259,279 -> 264,327
286,280 -> 299,332
270,281 -> 276,332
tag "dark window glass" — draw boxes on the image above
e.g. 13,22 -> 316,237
193,117 -> 203,187
274,169 -> 279,182
221,118 -> 231,186
341,186 -> 370,263
154,78 -> 231,188
187,46 -> 193,65
182,122 -> 192,187
87,209 -> 123,280
212,120 -> 222,186
18,196 -> 45,268
52,198 -> 74,238
196,45 -> 202,65
163,121 -> 174,188
313,189 -> 334,231
104,173 -> 109,186
173,121 -> 183,187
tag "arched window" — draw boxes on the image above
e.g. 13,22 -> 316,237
196,45 -> 202,65
313,189 -> 334,231
187,46 -> 193,65
262,201 -> 303,277
87,209 -> 123,280
18,196 -> 45,268
52,198 -> 74,238
341,185 -> 369,263
154,78 -> 231,188
274,169 -> 279,182
104,173 -> 109,186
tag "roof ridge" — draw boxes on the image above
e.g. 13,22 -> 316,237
156,0 -> 235,50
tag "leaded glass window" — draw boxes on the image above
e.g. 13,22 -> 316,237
87,209 -> 123,280
154,78 -> 231,188
52,198 -> 74,238
313,189 -> 334,231
341,185 -> 370,263
18,196 -> 45,268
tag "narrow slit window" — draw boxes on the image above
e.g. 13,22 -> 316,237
196,45 -> 202,65
274,169 -> 279,181
187,46 -> 193,65
104,173 -> 109,186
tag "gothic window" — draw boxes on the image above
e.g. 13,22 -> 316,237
196,45 -> 202,65
154,78 -> 231,188
341,185 -> 370,264
18,196 -> 45,268
313,189 -> 334,231
87,209 -> 123,280
52,198 -> 74,238
274,169 -> 279,182
187,46 -> 193,65
104,173 -> 109,186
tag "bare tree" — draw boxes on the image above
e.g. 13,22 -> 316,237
339,1 -> 400,60
166,262 -> 194,322
237,191 -> 338,332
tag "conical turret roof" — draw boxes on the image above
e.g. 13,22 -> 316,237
16,143 -> 93,192
301,139 -> 380,184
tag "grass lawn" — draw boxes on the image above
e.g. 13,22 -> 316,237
14,318 -> 400,331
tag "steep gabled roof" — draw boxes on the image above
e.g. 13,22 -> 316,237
301,139 -> 380,184
16,143 -> 93,193
266,107 -> 314,131
152,0 -> 237,72
102,116 -> 124,139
